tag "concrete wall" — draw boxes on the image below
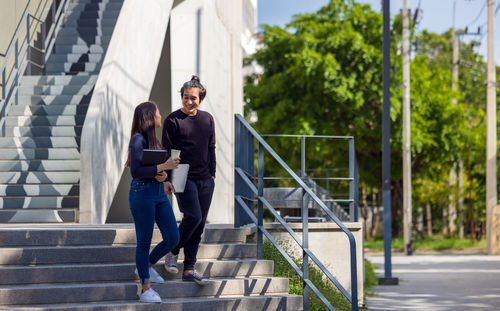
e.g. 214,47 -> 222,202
169,0 -> 243,223
80,0 -> 174,224
265,222 -> 365,304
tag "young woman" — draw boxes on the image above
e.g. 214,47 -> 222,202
127,101 -> 180,303
162,76 -> 215,285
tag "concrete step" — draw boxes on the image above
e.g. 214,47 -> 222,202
0,277 -> 289,305
18,85 -> 94,96
52,44 -> 106,54
8,105 -> 89,117
20,75 -> 97,86
0,148 -> 80,160
45,62 -> 100,73
52,36 -> 111,46
0,171 -> 80,184
67,0 -> 124,4
57,26 -> 115,37
0,208 -> 77,223
0,196 -> 78,209
16,94 -> 91,106
3,294 -> 303,311
0,225 -> 251,246
0,137 -> 80,148
66,2 -> 123,12
0,160 -> 80,172
62,18 -> 119,27
0,243 -> 256,265
0,259 -> 273,285
4,126 -> 83,137
49,52 -> 104,64
65,10 -> 120,20
0,184 -> 79,196
5,115 -> 86,126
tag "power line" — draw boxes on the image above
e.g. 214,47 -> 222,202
466,0 -> 487,28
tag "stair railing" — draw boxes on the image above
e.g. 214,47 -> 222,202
0,0 -> 69,135
234,114 -> 359,311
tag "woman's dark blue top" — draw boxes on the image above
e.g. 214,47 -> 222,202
129,133 -> 158,179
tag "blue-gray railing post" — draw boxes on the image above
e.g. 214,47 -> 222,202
14,40 -> 19,106
1,70 -> 5,99
234,118 -> 255,227
349,138 -> 355,222
41,22 -> 46,74
301,136 -> 306,177
26,16 -> 31,76
302,190 -> 309,310
354,159 -> 359,222
257,142 -> 264,259
52,0 -> 56,25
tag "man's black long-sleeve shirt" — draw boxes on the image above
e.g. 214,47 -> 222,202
162,109 -> 216,180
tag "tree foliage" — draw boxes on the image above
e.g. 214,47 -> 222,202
244,0 -> 491,238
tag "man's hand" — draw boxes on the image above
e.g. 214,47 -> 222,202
164,181 -> 175,195
155,171 -> 167,182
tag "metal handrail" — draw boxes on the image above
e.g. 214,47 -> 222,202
234,114 -> 359,311
261,133 -> 359,221
0,0 -> 69,134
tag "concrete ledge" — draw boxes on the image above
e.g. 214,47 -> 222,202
264,221 -> 364,304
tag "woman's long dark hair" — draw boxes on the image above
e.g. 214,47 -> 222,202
126,101 -> 161,167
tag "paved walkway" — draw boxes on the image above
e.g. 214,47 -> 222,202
366,254 -> 500,310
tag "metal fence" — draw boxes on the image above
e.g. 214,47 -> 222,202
234,114 -> 359,311
0,0 -> 69,134
262,134 -> 359,222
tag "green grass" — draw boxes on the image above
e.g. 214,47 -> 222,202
263,239 -> 377,310
364,236 -> 486,252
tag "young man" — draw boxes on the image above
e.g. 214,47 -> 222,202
162,76 -> 215,285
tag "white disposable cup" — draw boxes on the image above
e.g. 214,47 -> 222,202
171,149 -> 181,159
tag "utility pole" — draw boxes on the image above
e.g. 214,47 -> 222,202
402,0 -> 412,255
486,0 -> 498,255
449,1 -> 459,237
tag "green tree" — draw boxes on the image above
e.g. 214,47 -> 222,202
244,0 -> 484,238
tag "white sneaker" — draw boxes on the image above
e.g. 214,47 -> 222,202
139,288 -> 162,303
164,253 -> 179,274
148,267 -> 165,283
135,267 -> 165,284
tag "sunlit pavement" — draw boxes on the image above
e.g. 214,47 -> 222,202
365,254 -> 500,310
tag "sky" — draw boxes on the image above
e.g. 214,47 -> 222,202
258,0 -> 500,63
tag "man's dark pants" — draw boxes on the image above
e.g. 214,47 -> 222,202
171,177 -> 215,271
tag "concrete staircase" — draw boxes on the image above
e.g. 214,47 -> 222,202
0,225 -> 302,310
0,0 -> 123,223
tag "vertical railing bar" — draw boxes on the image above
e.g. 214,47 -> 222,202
14,40 -> 19,106
257,143 -> 264,259
26,16 -> 31,75
301,136 -> 306,177
52,0 -> 56,26
2,70 -> 5,99
354,158 -> 359,222
302,189 -> 309,310
41,22 -> 46,73
349,138 -> 355,222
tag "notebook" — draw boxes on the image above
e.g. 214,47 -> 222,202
141,149 -> 167,166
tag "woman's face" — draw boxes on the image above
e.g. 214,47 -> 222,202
181,88 -> 201,116
154,107 -> 162,128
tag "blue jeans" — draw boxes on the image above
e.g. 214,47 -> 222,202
129,178 -> 179,284
171,177 -> 215,271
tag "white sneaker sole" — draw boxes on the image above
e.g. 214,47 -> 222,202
150,277 -> 165,284
165,266 -> 179,274
140,297 -> 162,303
